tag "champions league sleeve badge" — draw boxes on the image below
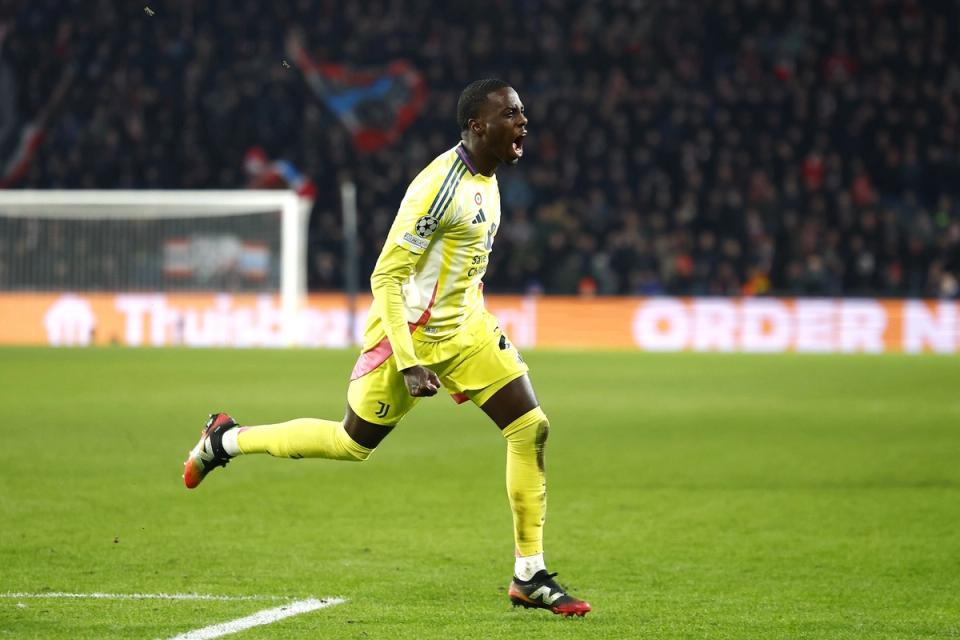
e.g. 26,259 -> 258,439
415,215 -> 439,238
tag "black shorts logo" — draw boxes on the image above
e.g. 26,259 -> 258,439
375,401 -> 390,418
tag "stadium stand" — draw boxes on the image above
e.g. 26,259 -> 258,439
1,0 -> 958,298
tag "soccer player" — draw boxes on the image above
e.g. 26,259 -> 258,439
182,79 -> 591,617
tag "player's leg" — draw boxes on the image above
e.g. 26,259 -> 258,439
476,375 -> 543,564
182,406 -> 393,489
182,357 -> 410,488
227,405 -> 390,459
477,375 -> 591,617
442,315 -> 590,616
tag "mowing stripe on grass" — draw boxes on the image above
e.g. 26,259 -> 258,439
167,598 -> 346,640
0,592 -> 291,602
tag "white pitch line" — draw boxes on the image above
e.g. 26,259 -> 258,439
0,592 -> 289,602
167,597 -> 346,640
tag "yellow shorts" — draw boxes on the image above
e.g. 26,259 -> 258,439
347,311 -> 529,426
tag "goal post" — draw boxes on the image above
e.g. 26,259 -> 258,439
339,180 -> 359,346
0,190 -> 311,343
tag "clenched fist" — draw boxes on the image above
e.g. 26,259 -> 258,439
401,364 -> 441,397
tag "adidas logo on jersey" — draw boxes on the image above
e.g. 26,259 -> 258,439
471,209 -> 487,224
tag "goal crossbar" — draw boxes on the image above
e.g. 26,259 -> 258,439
0,190 -> 311,344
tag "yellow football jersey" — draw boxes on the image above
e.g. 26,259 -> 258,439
361,143 -> 502,371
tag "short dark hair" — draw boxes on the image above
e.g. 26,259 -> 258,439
457,79 -> 511,132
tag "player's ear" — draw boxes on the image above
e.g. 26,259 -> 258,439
469,117 -> 485,137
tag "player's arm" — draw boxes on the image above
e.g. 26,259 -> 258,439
369,167 -> 449,395
369,244 -> 440,397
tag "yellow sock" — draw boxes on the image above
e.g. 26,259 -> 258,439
503,406 -> 549,557
236,418 -> 372,461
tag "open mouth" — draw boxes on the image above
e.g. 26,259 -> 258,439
511,134 -> 526,159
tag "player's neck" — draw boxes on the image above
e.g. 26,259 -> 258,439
460,139 -> 499,177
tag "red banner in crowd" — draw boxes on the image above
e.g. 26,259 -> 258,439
0,293 -> 957,353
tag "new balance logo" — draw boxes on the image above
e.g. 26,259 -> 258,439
471,209 -> 487,224
529,585 -> 564,605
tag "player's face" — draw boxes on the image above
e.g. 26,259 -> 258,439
479,87 -> 528,166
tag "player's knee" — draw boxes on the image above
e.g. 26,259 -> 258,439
505,412 -> 550,476
337,423 -> 375,462
345,439 -> 373,462
532,415 -> 549,458
503,407 -> 549,444
536,413 -> 549,440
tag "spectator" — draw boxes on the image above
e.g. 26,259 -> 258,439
0,0 -> 957,299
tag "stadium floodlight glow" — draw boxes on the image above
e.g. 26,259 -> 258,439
0,190 -> 311,344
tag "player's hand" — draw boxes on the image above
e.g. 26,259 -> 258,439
401,365 -> 440,397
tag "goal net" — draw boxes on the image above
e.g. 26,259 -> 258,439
0,190 -> 311,343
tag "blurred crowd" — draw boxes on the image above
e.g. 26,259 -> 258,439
1,0 -> 959,298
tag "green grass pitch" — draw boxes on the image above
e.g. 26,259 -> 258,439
0,347 -> 958,639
